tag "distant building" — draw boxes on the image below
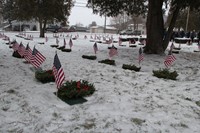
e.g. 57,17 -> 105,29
127,24 -> 146,35
10,20 -> 39,31
90,26 -> 117,34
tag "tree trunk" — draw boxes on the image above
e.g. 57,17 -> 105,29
163,6 -> 180,50
144,0 -> 164,54
39,19 -> 47,38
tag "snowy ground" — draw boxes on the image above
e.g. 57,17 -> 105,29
0,31 -> 200,133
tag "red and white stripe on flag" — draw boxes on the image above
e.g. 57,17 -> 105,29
56,38 -> 59,45
63,38 -> 66,47
30,47 -> 46,68
109,45 -> 118,57
24,44 -> 32,62
52,53 -> 65,89
12,41 -> 20,51
18,43 -> 26,57
69,39 -> 73,48
138,47 -> 144,64
118,37 -> 122,45
93,42 -> 98,54
164,52 -> 176,68
45,36 -> 48,42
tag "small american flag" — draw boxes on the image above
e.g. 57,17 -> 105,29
63,38 -> 66,47
138,47 -> 144,65
108,38 -> 112,44
118,37 -> 122,45
129,39 -> 131,44
56,38 -> 59,45
12,41 -> 20,51
109,45 -> 118,58
93,42 -> 98,54
103,37 -> 106,41
24,43 -> 32,62
30,46 -> 46,68
69,39 -> 73,49
45,36 -> 48,42
52,53 -> 65,89
164,50 -> 176,68
170,43 -> 175,50
18,42 -> 26,57
197,43 -> 200,51
140,39 -> 146,45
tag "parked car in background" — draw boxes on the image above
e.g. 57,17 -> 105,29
45,25 -> 61,33
58,27 -> 75,32
133,30 -> 142,35
125,30 -> 134,35
119,30 -> 126,35
119,29 -> 134,35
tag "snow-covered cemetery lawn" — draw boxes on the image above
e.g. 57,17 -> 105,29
0,31 -> 200,133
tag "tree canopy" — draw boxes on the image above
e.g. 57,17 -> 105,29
2,0 -> 74,37
87,0 -> 147,17
87,0 -> 200,54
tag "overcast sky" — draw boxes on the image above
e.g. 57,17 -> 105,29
68,0 -> 108,27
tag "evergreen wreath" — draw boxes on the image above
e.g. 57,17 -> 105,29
61,49 -> 72,52
35,69 -> 55,83
153,69 -> 178,80
122,64 -> 141,72
82,55 -> 97,60
50,45 -> 59,48
57,80 -> 95,99
98,59 -> 115,65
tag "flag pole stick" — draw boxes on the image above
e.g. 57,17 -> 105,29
54,50 -> 58,98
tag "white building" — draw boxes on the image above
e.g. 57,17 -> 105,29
11,20 -> 40,31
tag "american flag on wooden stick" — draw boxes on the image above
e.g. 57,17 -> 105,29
52,53 -> 65,89
197,43 -> 200,51
164,50 -> 176,68
63,38 -> 66,47
24,43 -> 32,62
108,38 -> 112,44
30,46 -> 46,68
12,41 -> 19,51
170,43 -> 175,50
118,37 -> 122,45
109,45 -> 118,58
138,47 -> 144,65
56,38 -> 59,45
93,42 -> 98,54
69,39 -> 73,49
18,42 -> 25,57
45,36 -> 48,42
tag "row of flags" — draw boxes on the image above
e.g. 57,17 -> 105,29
11,34 -> 176,69
2,33 -> 178,89
13,41 -> 46,68
46,37 -> 74,49
11,40 -> 65,89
